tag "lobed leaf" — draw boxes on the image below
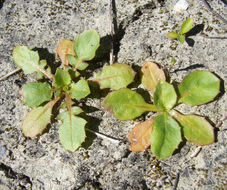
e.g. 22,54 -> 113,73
66,55 -> 88,70
56,39 -> 75,66
151,112 -> 181,159
103,88 -> 158,120
69,80 -> 90,100
180,18 -> 193,34
73,30 -> 100,61
172,111 -> 214,145
22,82 -> 52,107
13,46 -> 40,74
94,63 -> 135,90
54,68 -> 71,87
167,32 -> 178,39
178,71 -> 220,106
58,113 -> 86,152
141,61 -> 166,93
128,119 -> 153,152
154,81 -> 177,110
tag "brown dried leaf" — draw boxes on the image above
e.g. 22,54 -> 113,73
128,119 -> 153,152
141,61 -> 166,93
56,39 -> 75,66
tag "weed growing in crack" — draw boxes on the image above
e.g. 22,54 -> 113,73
13,30 -> 100,151
94,61 -> 220,159
167,18 -> 193,44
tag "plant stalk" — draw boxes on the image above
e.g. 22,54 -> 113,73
0,68 -> 21,81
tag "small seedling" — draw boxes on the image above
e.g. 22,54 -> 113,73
167,18 -> 193,43
95,61 -> 220,159
13,30 -> 100,151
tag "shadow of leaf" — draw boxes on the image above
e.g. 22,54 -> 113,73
184,24 -> 204,47
0,0 -> 5,10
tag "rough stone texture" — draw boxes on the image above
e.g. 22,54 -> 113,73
0,0 -> 226,189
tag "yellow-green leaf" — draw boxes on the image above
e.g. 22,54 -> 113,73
13,46 -> 40,74
167,32 -> 178,39
94,63 -> 135,90
54,68 -> 71,87
66,55 -> 88,70
178,71 -> 220,106
22,82 -> 52,107
58,113 -> 86,152
154,81 -> 177,110
177,34 -> 185,43
172,111 -> 214,145
104,88 -> 158,120
180,18 -> 193,34
151,112 -> 181,159
69,80 -> 90,100
73,30 -> 100,61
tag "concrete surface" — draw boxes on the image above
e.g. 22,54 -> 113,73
0,0 -> 226,189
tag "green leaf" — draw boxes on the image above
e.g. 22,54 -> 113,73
75,71 -> 80,77
167,32 -> 178,39
180,18 -> 193,34
171,57 -> 177,65
13,46 -> 40,74
177,34 -> 185,43
57,107 -> 83,121
94,63 -> 135,90
172,111 -> 214,145
66,55 -> 88,70
58,113 -> 86,152
22,82 -> 52,107
72,106 -> 83,115
36,60 -> 51,80
103,88 -> 158,120
56,39 -> 75,66
54,68 -> 71,87
22,104 -> 54,138
141,61 -> 166,93
178,71 -> 220,106
151,112 -> 181,159
73,30 -> 100,61
154,81 -> 177,110
69,80 -> 90,100
55,89 -> 61,97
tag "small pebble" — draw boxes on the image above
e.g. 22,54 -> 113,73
173,0 -> 189,13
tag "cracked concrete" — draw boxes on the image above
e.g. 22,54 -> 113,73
0,0 -> 227,189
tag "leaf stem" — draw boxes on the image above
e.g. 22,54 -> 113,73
145,104 -> 161,112
36,95 -> 61,121
73,58 -> 82,72
85,128 -> 122,144
25,59 -> 54,80
33,61 -> 54,80
65,93 -> 74,148
0,68 -> 21,81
